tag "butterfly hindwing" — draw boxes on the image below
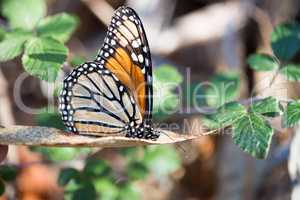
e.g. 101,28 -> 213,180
59,61 -> 143,136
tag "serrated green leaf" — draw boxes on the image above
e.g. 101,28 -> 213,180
0,30 -> 32,62
247,53 -> 279,71
280,64 -> 300,81
271,22 -> 300,61
209,102 -> 247,127
1,0 -> 46,30
283,100 -> 300,127
250,97 -> 281,117
22,37 -> 68,82
201,115 -> 221,129
205,72 -> 240,107
58,168 -> 80,186
37,13 -> 79,43
232,113 -> 273,159
143,146 -> 180,177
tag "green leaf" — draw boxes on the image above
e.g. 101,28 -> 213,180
201,115 -> 222,129
58,168 -> 80,186
280,64 -> 300,81
118,183 -> 140,200
127,161 -> 149,180
0,179 -> 5,196
37,13 -> 79,43
22,37 -> 68,82
0,165 -> 18,181
70,56 -> 86,67
83,159 -> 111,178
283,100 -> 300,127
32,147 -> 84,161
153,65 -> 182,120
210,102 -> 247,127
205,72 -> 240,107
271,22 -> 300,60
247,54 -> 279,71
1,0 -> 46,30
71,184 -> 97,200
232,113 -> 273,159
35,107 -> 65,129
154,64 -> 183,86
0,27 -> 6,41
93,179 -> 118,200
143,146 -> 181,177
0,30 -> 31,62
250,97 -> 282,117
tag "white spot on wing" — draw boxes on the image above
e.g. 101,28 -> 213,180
138,54 -> 144,63
132,40 -> 139,48
131,52 -> 138,62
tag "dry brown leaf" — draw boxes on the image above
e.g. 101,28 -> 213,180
0,126 -> 216,147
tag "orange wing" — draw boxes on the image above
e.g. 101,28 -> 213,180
95,6 -> 153,120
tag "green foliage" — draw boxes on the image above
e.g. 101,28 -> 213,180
71,184 -> 97,200
0,1 -> 79,82
33,147 -> 91,161
280,64 -> 300,81
205,72 -> 240,107
94,179 -> 118,200
117,183 -> 140,200
271,21 -> 300,60
35,107 -> 65,129
58,168 -> 80,186
57,146 -> 181,200
143,145 -> 181,177
0,165 -> 18,182
208,102 -> 246,127
70,56 -> 87,67
0,30 -> 32,62
22,37 -> 68,82
0,165 -> 18,196
153,65 -> 183,119
0,180 -> 4,196
37,13 -> 79,43
232,113 -> 273,159
247,54 -> 279,71
83,159 -> 111,178
250,97 -> 282,117
0,27 -> 6,41
206,98 -> 281,158
1,0 -> 46,30
283,100 -> 300,127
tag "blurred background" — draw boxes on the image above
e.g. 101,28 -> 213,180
0,0 -> 300,199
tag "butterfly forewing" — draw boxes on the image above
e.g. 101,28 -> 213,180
96,6 -> 153,121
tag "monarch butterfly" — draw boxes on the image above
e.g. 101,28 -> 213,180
59,6 -> 160,140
